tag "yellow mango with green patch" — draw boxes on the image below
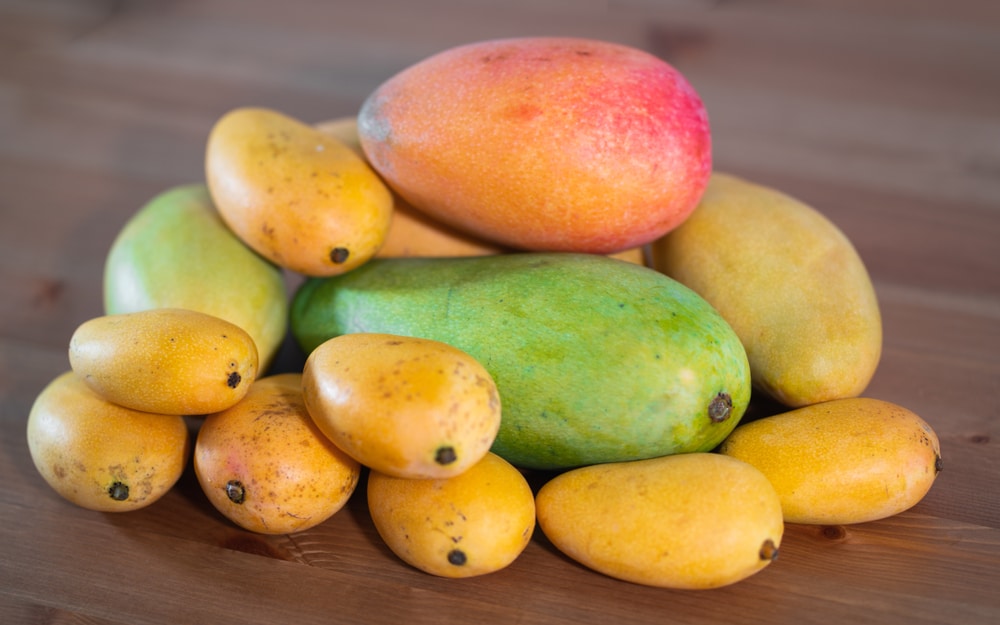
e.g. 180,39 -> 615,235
367,452 -> 535,578
651,172 -> 882,407
718,397 -> 942,524
206,107 -> 393,277
536,452 -> 783,589
69,308 -> 258,415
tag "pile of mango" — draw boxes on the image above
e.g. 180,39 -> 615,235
26,37 -> 941,590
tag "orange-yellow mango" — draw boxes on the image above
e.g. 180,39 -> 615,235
26,371 -> 190,512
316,117 -> 647,265
536,452 -> 783,589
194,373 -> 360,534
651,172 -> 882,407
302,333 -> 501,479
367,452 -> 535,578
357,37 -> 712,254
68,308 -> 258,415
718,397 -> 942,524
206,107 -> 393,276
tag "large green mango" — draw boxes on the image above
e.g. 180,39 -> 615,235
291,253 -> 750,470
104,184 -> 289,369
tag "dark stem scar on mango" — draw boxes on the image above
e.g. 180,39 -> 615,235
758,538 -> 779,562
108,481 -> 130,501
935,455 -> 943,474
227,371 -> 242,388
447,549 -> 467,566
330,247 -> 350,264
435,446 -> 457,465
707,392 -> 733,423
226,480 -> 246,504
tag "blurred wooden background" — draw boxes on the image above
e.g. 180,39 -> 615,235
1,1 -> 998,624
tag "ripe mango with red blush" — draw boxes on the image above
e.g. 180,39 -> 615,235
357,37 -> 711,254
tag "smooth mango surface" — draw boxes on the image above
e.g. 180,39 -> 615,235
103,184 -> 288,369
206,107 -> 393,276
718,397 -> 942,524
27,371 -> 190,512
316,117 -> 646,265
651,172 -> 882,407
302,333 -> 501,479
536,453 -> 784,589
291,253 -> 750,470
367,452 -> 535,578
69,308 -> 258,415
194,373 -> 360,534
358,37 -> 711,254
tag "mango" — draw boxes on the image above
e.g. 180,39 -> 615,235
302,333 -> 501,479
535,453 -> 784,589
194,373 -> 360,534
69,308 -> 258,415
291,253 -> 750,470
103,184 -> 287,369
357,37 -> 711,254
27,371 -> 190,512
650,172 -> 882,407
316,116 -> 647,265
718,397 -> 942,524
205,107 -> 393,277
367,452 -> 535,578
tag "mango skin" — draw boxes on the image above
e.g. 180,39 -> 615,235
291,253 -> 751,470
316,116 -> 646,265
651,172 -> 882,407
367,452 -> 535,578
358,37 -> 711,254
206,107 -> 393,277
103,184 -> 288,369
27,371 -> 190,512
302,333 -> 501,479
718,397 -> 942,525
535,453 -> 784,589
69,308 -> 258,416
194,373 -> 360,535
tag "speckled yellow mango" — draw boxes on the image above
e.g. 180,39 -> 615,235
535,453 -> 784,589
718,397 -> 942,525
194,373 -> 360,534
69,308 -> 258,415
302,333 -> 501,479
651,172 -> 882,407
367,452 -> 535,578
206,107 -> 393,277
316,116 -> 646,265
27,371 -> 189,512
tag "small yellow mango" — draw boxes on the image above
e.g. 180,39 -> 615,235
302,333 -> 501,479
69,308 -> 258,415
536,452 -> 784,589
367,452 -> 535,578
718,397 -> 942,524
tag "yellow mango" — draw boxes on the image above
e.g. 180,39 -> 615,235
535,453 -> 783,589
718,397 -> 942,524
650,172 -> 882,407
367,452 -> 535,578
206,107 -> 393,277
302,333 -> 501,479
27,371 -> 189,512
69,308 -> 258,415
194,373 -> 360,534
316,117 -> 648,265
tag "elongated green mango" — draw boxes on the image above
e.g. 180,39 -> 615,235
104,184 -> 289,369
291,253 -> 750,470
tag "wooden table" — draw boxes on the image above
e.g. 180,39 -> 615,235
2,1 -> 998,623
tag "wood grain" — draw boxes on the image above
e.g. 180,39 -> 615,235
2,1 -> 998,624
